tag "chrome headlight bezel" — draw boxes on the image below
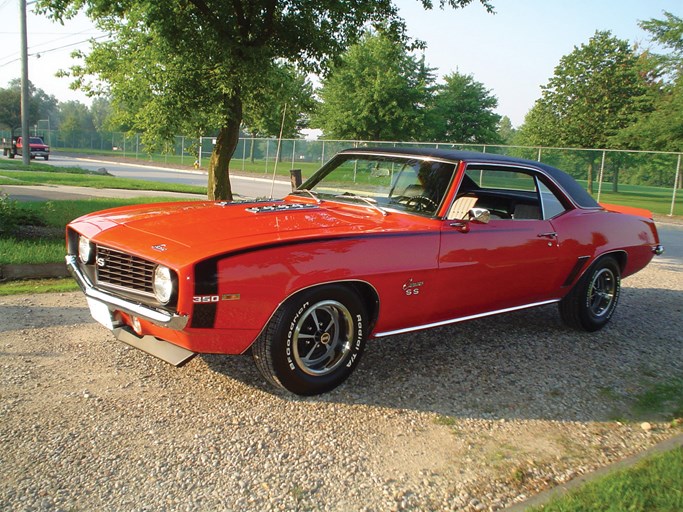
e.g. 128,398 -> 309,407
153,265 -> 176,305
78,235 -> 95,264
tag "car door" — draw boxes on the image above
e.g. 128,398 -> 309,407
436,164 -> 572,321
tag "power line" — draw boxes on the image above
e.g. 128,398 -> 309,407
0,34 -> 109,68
33,35 -> 110,56
0,28 -> 104,61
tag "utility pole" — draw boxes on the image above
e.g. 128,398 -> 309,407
20,0 -> 31,165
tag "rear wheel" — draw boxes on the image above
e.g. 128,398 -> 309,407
559,256 -> 621,332
253,285 -> 367,395
44,155 -> 49,161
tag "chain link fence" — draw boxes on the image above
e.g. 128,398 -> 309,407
2,128 -> 680,216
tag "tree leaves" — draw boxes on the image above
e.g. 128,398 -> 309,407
521,31 -> 651,150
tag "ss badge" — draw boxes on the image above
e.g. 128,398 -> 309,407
402,278 -> 424,296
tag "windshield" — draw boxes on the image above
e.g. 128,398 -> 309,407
299,154 -> 457,217
29,137 -> 44,144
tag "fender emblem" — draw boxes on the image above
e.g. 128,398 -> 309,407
193,294 -> 241,303
402,278 -> 424,296
152,244 -> 168,252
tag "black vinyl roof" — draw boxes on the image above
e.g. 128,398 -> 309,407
341,146 -> 600,209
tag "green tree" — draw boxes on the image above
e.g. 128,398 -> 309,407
639,11 -> 683,77
612,13 -> 683,155
89,97 -> 113,132
519,31 -> 652,193
58,101 -> 94,131
425,71 -> 500,143
40,0 -> 493,200
242,63 -> 315,161
57,100 -> 95,146
0,80 -> 58,137
497,116 -> 516,144
243,65 -> 314,139
313,31 -> 435,141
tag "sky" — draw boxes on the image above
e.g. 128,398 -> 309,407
0,0 -> 680,128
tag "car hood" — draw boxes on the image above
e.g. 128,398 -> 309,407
70,199 -> 420,267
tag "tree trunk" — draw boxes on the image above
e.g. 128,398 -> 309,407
207,96 -> 242,201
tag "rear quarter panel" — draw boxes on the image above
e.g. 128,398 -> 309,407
551,208 -> 659,281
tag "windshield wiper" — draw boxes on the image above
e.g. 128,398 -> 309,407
292,188 -> 321,203
334,192 -> 388,216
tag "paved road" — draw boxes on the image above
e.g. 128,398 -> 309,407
656,223 -> 683,268
44,154 -> 294,199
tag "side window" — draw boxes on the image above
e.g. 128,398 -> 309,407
387,160 -> 455,216
538,180 -> 568,219
448,166 -> 543,221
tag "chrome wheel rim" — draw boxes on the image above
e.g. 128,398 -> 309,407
588,268 -> 617,317
292,300 -> 354,376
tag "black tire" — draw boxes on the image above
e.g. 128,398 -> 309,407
44,155 -> 49,161
559,256 -> 621,332
8,152 -> 14,159
252,285 -> 367,395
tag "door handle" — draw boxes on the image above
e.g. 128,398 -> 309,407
537,232 -> 558,239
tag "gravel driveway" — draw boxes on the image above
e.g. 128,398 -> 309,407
1,261 -> 681,511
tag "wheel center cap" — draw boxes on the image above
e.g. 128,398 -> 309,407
319,332 -> 331,345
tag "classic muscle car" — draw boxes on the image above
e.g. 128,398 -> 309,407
66,148 -> 664,395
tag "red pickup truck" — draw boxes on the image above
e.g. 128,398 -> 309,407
1,136 -> 50,160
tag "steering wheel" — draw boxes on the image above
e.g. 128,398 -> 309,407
406,195 -> 438,212
392,195 -> 438,213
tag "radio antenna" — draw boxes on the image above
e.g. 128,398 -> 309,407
269,102 -> 288,199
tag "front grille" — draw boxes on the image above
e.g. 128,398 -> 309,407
96,246 -> 156,297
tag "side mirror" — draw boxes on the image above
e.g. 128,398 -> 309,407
468,207 -> 491,224
449,207 -> 491,233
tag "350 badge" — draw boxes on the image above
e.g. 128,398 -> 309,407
192,294 -> 241,303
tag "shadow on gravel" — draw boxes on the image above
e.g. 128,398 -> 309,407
204,286 -> 683,423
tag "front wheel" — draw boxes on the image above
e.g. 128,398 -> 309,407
253,285 -> 367,395
559,256 -> 621,332
44,155 -> 49,161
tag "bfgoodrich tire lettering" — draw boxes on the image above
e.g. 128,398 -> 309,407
253,285 -> 367,395
559,256 -> 621,332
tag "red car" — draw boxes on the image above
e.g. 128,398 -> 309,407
66,148 -> 663,395
16,136 -> 50,160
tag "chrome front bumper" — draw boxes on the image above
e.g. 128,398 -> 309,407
66,255 -> 189,330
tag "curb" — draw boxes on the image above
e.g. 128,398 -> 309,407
505,432 -> 683,511
0,263 -> 69,281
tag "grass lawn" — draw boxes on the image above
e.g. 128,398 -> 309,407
0,238 -> 66,265
0,197 -> 195,265
530,446 -> 683,512
0,277 -> 79,296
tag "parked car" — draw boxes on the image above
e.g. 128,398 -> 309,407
2,136 -> 50,160
66,148 -> 663,395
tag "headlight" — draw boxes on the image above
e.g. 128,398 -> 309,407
78,235 -> 94,264
153,265 -> 175,304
